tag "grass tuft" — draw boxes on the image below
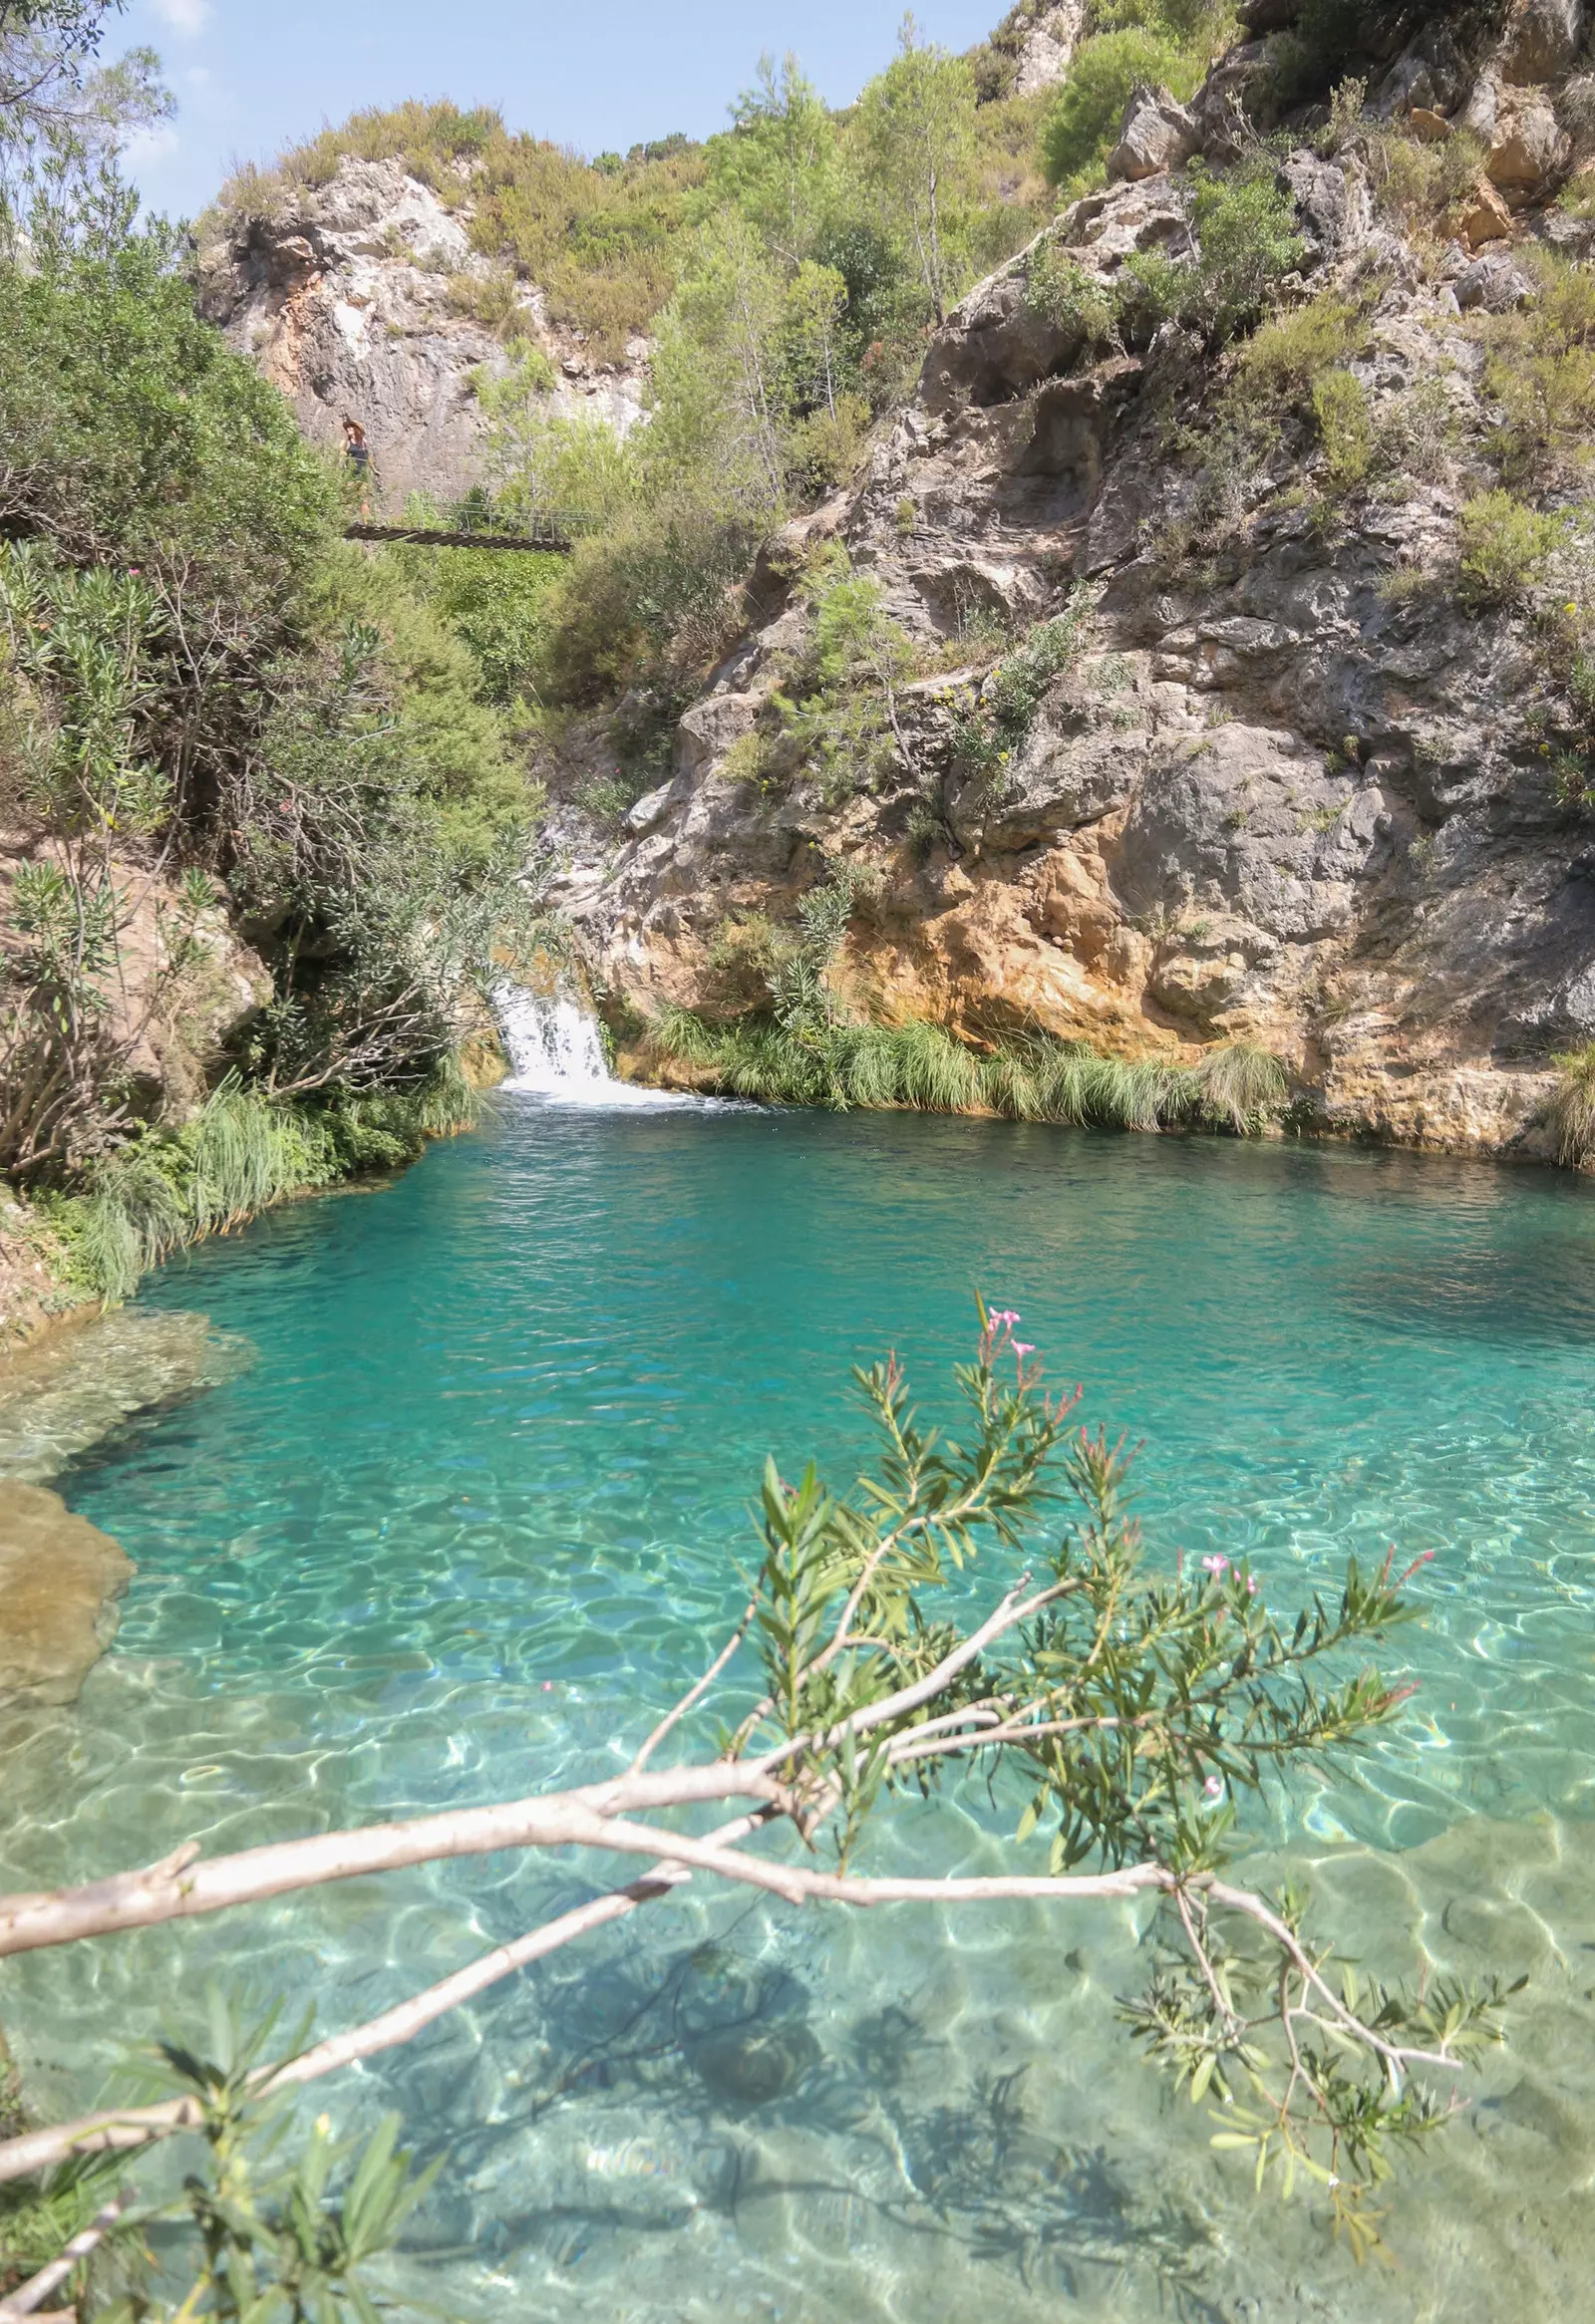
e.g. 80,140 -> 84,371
1192,1040 -> 1289,1134
1548,1043 -> 1595,1169
649,1012 -> 1240,1134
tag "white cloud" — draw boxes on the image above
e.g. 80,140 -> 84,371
125,123 -> 180,164
150,0 -> 211,35
183,65 -> 212,87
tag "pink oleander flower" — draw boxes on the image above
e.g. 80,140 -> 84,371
1201,1555 -> 1228,1576
1013,1341 -> 1035,1357
1204,1776 -> 1223,1800
988,1308 -> 1020,1327
1246,1575 -> 1258,1596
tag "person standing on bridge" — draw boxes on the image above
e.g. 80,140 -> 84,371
341,417 -> 376,519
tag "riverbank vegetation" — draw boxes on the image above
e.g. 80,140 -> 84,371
646,859 -> 1289,1131
0,1318 -> 1510,2311
0,13 -> 546,1302
651,1005 -> 1290,1134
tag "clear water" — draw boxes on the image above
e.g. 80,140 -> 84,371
6,1106 -> 1595,2321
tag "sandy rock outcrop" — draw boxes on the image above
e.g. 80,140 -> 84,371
0,1307 -> 253,1480
0,1480 -> 132,1706
196,157 -> 650,510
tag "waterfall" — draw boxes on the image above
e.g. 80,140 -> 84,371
494,987 -> 695,1108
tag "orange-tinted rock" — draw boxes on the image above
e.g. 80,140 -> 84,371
1459,176 -> 1515,246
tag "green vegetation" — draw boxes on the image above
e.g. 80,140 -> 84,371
1025,154 -> 1304,384
209,31 -> 1058,720
0,94 -> 539,1285
38,1066 -> 478,1302
654,854 -> 1288,1131
1548,1043 -> 1595,1169
1456,490 -> 1566,610
1191,1037 -> 1289,1131
649,1003 -> 1293,1133
1477,248 -> 1595,485
768,548 -> 917,803
1040,27 -> 1203,193
952,593 -> 1094,793
1234,290 -> 1369,408
1311,368 -> 1374,494
1035,1 -> 1239,197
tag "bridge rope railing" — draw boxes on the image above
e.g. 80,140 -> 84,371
343,515 -> 574,553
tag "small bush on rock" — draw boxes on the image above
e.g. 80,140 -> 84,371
1313,370 -> 1375,494
1456,490 -> 1566,609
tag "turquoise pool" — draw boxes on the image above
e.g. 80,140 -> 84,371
5,1103 -> 1595,2321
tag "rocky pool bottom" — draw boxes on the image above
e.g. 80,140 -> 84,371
3,1101 -> 1595,2321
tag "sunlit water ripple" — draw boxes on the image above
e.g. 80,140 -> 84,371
5,1105 -> 1595,2320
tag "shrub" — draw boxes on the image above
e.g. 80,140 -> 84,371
390,539 -> 565,708
1364,123 -> 1487,233
1192,1038 -> 1288,1131
1480,251 -> 1595,482
1235,292 -> 1368,407
1039,30 -> 1201,191
38,1070 -> 481,1304
953,591 -> 1096,786
1313,369 -> 1374,493
1188,158 -> 1306,342
1548,1042 -> 1595,1167
650,1006 -> 1218,1133
1456,490 -> 1566,609
1025,244 -> 1118,346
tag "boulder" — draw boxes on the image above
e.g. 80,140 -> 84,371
1498,0 -> 1587,85
1190,41 -> 1278,160
1106,85 -> 1200,184
1280,151 -> 1362,261
675,691 -> 762,783
1457,175 -> 1515,247
0,1481 -> 133,1707
1486,90 -> 1570,196
1453,251 -> 1534,311
1372,26 -> 1470,120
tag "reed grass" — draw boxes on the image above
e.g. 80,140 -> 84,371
1548,1043 -> 1595,1169
1191,1039 -> 1289,1134
648,1010 -> 1278,1136
51,1059 -> 479,1304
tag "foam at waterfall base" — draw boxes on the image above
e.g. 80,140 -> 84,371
494,988 -> 712,1108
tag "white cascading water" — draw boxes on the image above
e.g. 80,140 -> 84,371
494,986 -> 692,1107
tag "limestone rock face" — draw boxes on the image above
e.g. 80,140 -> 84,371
544,89 -> 1595,1162
196,157 -> 650,510
1009,0 -> 1090,94
1499,0 -> 1588,85
0,1481 -> 133,1706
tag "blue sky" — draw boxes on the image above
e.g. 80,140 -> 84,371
120,0 -> 1009,222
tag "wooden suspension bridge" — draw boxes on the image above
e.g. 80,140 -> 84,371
344,515 -> 573,553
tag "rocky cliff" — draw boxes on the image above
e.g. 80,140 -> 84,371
195,157 -> 650,509
543,2 -> 1595,1161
